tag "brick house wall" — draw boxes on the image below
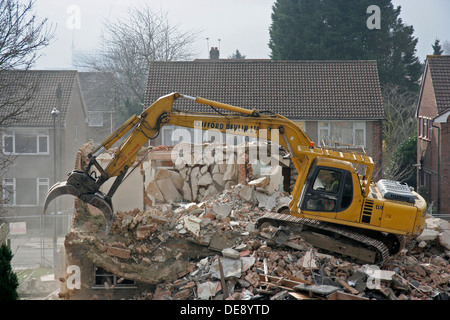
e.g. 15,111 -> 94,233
416,55 -> 450,215
417,66 -> 438,206
441,121 -> 450,214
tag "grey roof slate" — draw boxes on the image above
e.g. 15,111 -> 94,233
427,55 -> 450,115
0,70 -> 79,127
144,60 -> 384,120
78,72 -> 118,112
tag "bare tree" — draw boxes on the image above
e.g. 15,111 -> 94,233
381,84 -> 418,184
0,0 -> 55,212
0,0 -> 55,124
74,4 -> 199,122
0,0 -> 55,70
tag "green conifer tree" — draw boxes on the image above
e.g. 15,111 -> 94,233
0,244 -> 19,300
269,0 -> 422,92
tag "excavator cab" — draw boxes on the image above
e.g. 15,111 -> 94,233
297,157 -> 364,222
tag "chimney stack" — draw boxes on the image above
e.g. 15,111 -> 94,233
209,47 -> 220,60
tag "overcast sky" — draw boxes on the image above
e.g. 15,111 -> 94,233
33,0 -> 450,69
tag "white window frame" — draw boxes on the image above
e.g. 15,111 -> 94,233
2,177 -> 50,207
2,133 -> 14,154
418,117 -> 423,137
2,131 -> 49,155
353,122 -> 366,147
37,134 -> 50,154
318,121 -> 366,147
37,178 -> 50,206
318,122 -> 331,143
2,178 -> 16,206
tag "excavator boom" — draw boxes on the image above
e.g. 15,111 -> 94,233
44,92 -> 425,261
44,92 -> 314,232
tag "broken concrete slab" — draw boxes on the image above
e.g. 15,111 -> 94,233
222,248 -> 240,260
360,265 -> 396,281
212,203 -> 232,219
416,229 -> 440,242
183,216 -> 203,237
248,176 -> 270,188
198,172 -> 213,186
183,181 -> 192,202
439,231 -> 450,250
294,283 -> 339,296
238,185 -> 253,202
210,256 -> 256,279
197,281 -> 221,300
156,177 -> 182,203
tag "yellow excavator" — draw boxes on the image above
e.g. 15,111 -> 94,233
44,93 -> 427,264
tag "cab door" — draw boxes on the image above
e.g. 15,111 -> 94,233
300,166 -> 353,219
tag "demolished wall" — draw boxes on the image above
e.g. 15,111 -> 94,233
94,141 -> 289,212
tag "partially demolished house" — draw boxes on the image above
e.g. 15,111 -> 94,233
59,140 -> 291,299
54,58 -> 450,300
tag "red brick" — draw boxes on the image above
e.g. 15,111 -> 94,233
107,246 -> 131,259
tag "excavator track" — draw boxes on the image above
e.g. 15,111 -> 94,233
256,212 -> 404,265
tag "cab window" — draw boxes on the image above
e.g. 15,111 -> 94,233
303,168 -> 352,213
312,169 -> 341,193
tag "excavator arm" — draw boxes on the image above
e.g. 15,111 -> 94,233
44,92 -> 316,233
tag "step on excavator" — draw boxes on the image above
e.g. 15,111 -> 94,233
44,93 -> 427,264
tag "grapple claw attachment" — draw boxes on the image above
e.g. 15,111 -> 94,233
43,170 -> 114,234
43,181 -> 81,214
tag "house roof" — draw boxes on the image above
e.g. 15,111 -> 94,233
0,70 -> 82,127
144,60 -> 384,120
78,72 -> 118,112
427,55 -> 450,115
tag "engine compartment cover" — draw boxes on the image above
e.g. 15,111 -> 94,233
376,179 -> 415,204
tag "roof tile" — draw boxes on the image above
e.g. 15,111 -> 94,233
0,70 -> 78,127
144,60 -> 384,120
427,55 -> 450,115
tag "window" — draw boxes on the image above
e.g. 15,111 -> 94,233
303,167 -> 353,213
318,121 -> 366,147
318,122 -> 330,143
353,122 -> 366,147
2,131 -> 49,155
2,178 -> 15,206
419,117 -> 432,140
1,178 -> 49,207
93,266 -> 135,289
37,178 -> 50,206
341,172 -> 353,210
312,169 -> 341,193
306,169 -> 342,212
423,118 -> 428,139
294,121 -> 305,131
88,111 -> 103,127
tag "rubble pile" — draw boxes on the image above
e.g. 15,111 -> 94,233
64,183 -> 450,301
61,141 -> 449,300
